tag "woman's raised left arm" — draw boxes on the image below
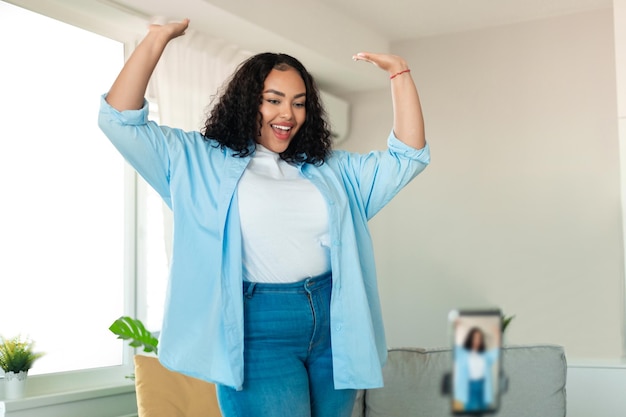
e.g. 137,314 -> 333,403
352,52 -> 425,150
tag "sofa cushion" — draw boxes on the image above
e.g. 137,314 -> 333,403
364,345 -> 566,417
134,354 -> 222,417
495,345 -> 566,416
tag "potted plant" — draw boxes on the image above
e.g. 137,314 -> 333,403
109,316 -> 159,355
109,316 -> 159,380
502,314 -> 515,333
0,335 -> 44,400
109,317 -> 222,416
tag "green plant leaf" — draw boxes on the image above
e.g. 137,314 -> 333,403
502,314 -> 515,333
0,335 -> 45,373
109,316 -> 158,354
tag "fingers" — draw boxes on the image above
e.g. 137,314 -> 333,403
352,52 -> 381,67
352,52 -> 408,75
352,52 -> 372,62
148,18 -> 190,39
178,18 -> 190,32
167,18 -> 190,36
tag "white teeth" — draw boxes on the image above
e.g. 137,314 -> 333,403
272,125 -> 291,131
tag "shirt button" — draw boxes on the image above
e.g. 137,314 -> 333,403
335,325 -> 342,331
332,240 -> 340,246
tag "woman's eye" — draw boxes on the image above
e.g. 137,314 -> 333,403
266,99 -> 280,105
294,102 -> 305,108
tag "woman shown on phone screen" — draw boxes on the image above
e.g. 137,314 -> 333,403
454,324 -> 501,412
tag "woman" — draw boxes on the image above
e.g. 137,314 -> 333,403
454,327 -> 500,412
99,19 -> 429,417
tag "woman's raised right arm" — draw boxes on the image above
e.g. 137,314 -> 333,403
106,19 -> 189,111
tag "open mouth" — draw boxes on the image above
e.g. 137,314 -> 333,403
271,124 -> 293,140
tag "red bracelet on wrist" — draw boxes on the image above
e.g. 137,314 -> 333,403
390,69 -> 411,80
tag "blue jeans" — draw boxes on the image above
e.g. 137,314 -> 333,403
466,378 -> 486,411
216,272 -> 356,417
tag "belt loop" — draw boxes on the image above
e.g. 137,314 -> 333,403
245,282 -> 257,299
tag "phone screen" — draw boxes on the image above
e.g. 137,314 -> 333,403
450,310 -> 502,414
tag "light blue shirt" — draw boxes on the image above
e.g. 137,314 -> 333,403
98,95 -> 430,390
454,345 -> 499,406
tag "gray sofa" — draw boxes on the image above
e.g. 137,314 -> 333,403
351,345 -> 566,417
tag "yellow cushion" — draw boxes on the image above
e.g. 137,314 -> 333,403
134,355 -> 222,417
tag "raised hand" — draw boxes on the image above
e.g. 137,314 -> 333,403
352,51 -> 425,149
148,18 -> 190,42
352,52 -> 409,77
106,18 -> 190,111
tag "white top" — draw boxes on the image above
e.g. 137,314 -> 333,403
468,351 -> 487,380
237,145 -> 331,283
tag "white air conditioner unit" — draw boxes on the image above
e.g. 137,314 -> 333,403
320,90 -> 350,145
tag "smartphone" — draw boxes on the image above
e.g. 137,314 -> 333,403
449,309 -> 502,414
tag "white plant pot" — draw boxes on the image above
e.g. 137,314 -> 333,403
4,370 -> 28,400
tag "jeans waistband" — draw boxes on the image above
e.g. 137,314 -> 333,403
243,271 -> 332,297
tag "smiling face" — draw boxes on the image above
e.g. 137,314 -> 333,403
257,67 -> 306,153
471,330 -> 484,351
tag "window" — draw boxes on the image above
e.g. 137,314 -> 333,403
137,102 -> 170,333
0,1 -> 127,375
138,182 -> 170,332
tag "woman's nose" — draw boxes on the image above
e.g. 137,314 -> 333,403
281,104 -> 294,120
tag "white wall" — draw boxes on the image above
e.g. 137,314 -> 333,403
340,8 -> 624,360
567,363 -> 626,417
616,0 -> 626,120
615,0 -> 626,334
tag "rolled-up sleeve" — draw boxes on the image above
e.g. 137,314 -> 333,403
387,131 -> 430,165
98,95 -> 172,203
343,130 -> 430,219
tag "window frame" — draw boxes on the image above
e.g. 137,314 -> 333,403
1,0 -> 152,395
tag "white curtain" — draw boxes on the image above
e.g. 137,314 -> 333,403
148,27 -> 251,262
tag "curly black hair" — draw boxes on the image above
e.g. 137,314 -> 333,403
202,52 -> 332,165
463,327 -> 486,353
